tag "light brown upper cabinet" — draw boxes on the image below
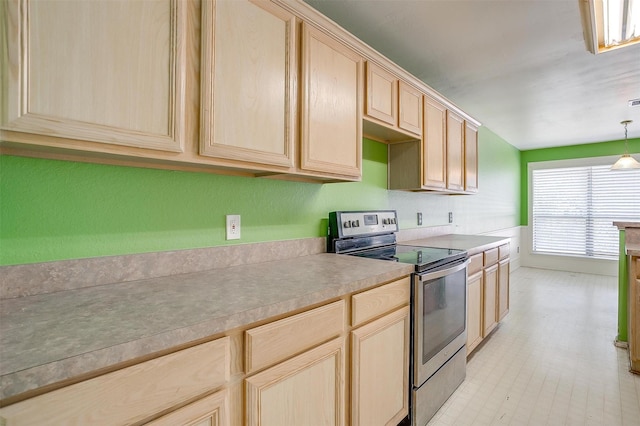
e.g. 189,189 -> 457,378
200,0 -> 296,169
465,122 -> 479,193
422,96 -> 448,190
363,62 -> 422,143
446,111 -> 465,192
1,0 -> 190,152
365,62 -> 397,126
388,95 -> 479,194
299,23 -> 363,180
1,0 -> 479,184
398,82 -> 423,136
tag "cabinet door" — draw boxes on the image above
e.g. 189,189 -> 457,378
422,96 -> 447,189
147,390 -> 229,426
398,82 -> 422,136
1,0 -> 189,152
351,307 -> 409,426
300,24 -> 363,179
464,122 -> 479,193
365,62 -> 397,126
466,271 -> 483,354
483,264 -> 499,337
446,111 -> 464,191
498,259 -> 510,321
200,0 -> 296,168
245,337 -> 346,426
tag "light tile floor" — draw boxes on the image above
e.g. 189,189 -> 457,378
427,267 -> 640,426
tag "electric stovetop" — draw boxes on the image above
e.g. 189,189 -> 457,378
347,244 -> 467,273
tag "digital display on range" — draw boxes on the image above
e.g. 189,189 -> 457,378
363,214 -> 378,226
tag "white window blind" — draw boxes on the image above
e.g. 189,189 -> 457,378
532,165 -> 640,259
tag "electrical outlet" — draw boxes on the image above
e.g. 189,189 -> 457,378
226,215 -> 241,240
448,212 -> 453,223
417,212 -> 423,226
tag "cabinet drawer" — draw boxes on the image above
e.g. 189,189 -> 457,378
499,244 -> 510,260
352,276 -> 410,327
468,253 -> 483,276
0,338 -> 231,425
484,247 -> 499,266
245,300 -> 346,373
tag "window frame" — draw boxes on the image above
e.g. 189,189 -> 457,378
528,155 -> 640,260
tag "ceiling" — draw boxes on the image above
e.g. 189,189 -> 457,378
304,0 -> 640,150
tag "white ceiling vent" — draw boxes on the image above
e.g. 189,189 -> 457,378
630,98 -> 640,107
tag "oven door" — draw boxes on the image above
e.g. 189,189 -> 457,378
413,260 -> 468,387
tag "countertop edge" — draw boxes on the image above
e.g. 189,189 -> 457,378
625,243 -> 640,257
614,221 -> 640,230
403,234 -> 511,256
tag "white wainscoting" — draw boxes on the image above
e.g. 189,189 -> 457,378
519,226 -> 617,276
481,226 -> 522,271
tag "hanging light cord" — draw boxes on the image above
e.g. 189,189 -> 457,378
623,120 -> 630,153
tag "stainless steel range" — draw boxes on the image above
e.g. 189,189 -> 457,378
328,210 -> 468,426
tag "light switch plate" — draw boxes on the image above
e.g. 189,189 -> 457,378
226,215 -> 241,240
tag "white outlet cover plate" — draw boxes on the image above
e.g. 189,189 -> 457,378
226,215 -> 241,240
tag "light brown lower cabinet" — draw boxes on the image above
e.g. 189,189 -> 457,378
466,271 -> 483,354
629,256 -> 640,373
498,259 -> 510,321
466,244 -> 510,356
147,390 -> 229,426
482,263 -> 499,337
0,338 -> 231,425
351,306 -> 410,426
245,336 -> 346,426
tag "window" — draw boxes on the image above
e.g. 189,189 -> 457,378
532,164 -> 640,259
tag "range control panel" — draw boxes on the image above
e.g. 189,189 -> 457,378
329,210 -> 398,238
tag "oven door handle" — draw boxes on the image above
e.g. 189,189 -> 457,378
416,259 -> 469,282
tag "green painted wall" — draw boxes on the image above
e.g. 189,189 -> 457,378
519,137 -> 640,226
0,129 -> 521,266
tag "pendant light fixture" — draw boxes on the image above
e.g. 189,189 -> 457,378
611,120 -> 640,170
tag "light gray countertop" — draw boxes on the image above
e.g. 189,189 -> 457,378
405,234 -> 511,256
0,253 -> 413,401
